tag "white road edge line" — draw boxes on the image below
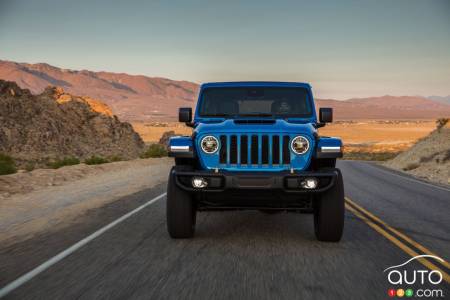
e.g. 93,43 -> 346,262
364,162 -> 450,192
0,192 -> 166,298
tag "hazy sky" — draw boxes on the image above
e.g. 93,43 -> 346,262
1,0 -> 449,99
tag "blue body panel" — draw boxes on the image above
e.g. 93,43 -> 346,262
169,136 -> 193,148
316,137 -> 343,149
195,120 -> 315,171
169,82 -> 342,172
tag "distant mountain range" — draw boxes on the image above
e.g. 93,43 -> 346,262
1,59 -> 449,121
0,60 -> 197,121
427,95 -> 450,105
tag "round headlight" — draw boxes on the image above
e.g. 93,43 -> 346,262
201,136 -> 219,154
291,136 -> 309,155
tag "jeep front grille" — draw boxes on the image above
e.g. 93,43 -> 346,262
219,134 -> 291,167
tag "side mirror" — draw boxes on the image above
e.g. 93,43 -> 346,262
179,107 -> 192,123
319,107 -> 333,123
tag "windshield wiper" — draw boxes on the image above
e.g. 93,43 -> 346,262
238,113 -> 273,117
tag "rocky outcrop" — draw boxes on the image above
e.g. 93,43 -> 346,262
385,122 -> 450,185
0,80 -> 144,165
158,130 -> 176,147
53,87 -> 113,116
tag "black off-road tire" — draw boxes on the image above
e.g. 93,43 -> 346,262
166,165 -> 196,238
313,169 -> 345,242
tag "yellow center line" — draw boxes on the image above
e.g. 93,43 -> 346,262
345,197 -> 450,270
345,203 -> 450,284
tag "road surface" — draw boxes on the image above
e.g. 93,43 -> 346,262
0,161 -> 449,299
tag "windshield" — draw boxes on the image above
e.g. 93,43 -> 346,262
198,87 -> 312,118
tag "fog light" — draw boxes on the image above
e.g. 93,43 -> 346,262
300,177 -> 318,189
192,177 -> 208,188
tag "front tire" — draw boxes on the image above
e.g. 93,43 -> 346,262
313,169 -> 345,242
166,166 -> 196,238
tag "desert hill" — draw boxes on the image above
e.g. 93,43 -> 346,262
0,80 -> 144,165
1,60 -> 450,121
317,95 -> 450,119
0,60 -> 197,121
428,95 -> 450,105
385,121 -> 450,185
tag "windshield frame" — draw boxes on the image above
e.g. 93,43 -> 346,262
196,86 -> 315,120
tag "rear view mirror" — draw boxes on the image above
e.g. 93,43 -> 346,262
319,107 -> 333,123
179,107 -> 192,123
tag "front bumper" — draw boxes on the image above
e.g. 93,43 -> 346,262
173,169 -> 338,194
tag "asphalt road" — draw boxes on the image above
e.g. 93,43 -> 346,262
1,161 -> 449,299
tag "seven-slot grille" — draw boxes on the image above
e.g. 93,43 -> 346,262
219,134 -> 291,167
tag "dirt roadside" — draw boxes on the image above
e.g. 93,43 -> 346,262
384,126 -> 450,185
0,158 -> 173,246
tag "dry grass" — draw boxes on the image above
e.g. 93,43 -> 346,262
132,122 -> 192,143
343,151 -> 401,161
319,120 -> 435,145
319,120 -> 435,155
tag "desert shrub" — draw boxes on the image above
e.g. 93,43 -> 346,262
140,144 -> 168,158
0,153 -> 16,175
419,152 -> 439,163
436,118 -> 449,131
443,150 -> 450,162
85,155 -> 109,165
25,163 -> 35,172
403,163 -> 420,171
48,157 -> 80,169
108,155 -> 123,162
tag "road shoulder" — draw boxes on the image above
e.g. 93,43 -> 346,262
0,158 -> 172,246
364,161 -> 450,191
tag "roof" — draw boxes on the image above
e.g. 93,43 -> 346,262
200,81 -> 311,89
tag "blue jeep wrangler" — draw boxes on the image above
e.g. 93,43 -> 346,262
167,82 -> 344,242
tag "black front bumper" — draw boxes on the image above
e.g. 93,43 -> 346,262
173,169 -> 338,194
